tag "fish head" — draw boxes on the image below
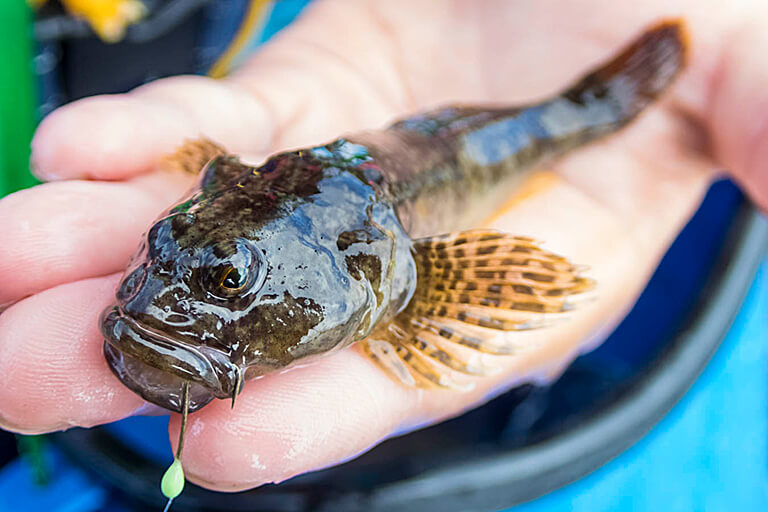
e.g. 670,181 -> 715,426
101,148 -> 414,412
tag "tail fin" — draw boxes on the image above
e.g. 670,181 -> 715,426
376,20 -> 689,210
562,19 -> 688,128
388,20 -> 688,140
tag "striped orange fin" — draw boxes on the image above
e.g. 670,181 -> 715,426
362,230 -> 594,390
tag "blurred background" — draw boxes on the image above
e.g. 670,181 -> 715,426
0,1 -> 767,511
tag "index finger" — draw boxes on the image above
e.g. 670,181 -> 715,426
31,78 -> 273,181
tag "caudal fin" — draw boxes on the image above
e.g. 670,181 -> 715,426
563,19 -> 688,126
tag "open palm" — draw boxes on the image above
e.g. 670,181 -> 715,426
1,0 -> 767,491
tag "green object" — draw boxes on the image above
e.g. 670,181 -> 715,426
16,435 -> 50,486
0,1 -> 39,197
161,458 -> 185,499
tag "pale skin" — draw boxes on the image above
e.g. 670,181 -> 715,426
1,0 -> 768,491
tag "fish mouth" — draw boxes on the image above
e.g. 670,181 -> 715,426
100,306 -> 238,413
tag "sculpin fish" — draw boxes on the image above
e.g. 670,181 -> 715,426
101,21 -> 687,413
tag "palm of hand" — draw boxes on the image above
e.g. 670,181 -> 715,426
0,0 -> 765,490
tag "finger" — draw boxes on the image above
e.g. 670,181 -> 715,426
172,153 -> 711,491
30,0 -> 415,182
0,274 -> 143,434
31,77 -> 274,181
173,349 -> 416,490
706,13 -> 768,211
0,170 -> 192,307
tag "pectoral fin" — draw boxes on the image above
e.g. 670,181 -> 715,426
362,230 -> 595,390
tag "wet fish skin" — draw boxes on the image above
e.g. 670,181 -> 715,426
100,21 -> 687,412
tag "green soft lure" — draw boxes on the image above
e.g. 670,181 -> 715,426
161,382 -> 189,511
161,459 -> 184,511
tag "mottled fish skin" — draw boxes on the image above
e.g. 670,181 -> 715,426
101,146 -> 417,411
351,20 -> 687,237
101,21 -> 687,412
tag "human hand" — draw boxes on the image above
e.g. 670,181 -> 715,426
2,0 -> 766,491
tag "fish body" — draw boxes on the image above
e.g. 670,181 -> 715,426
101,21 -> 687,412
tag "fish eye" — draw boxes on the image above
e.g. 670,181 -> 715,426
219,265 -> 249,292
204,263 -> 253,299
202,241 -> 265,300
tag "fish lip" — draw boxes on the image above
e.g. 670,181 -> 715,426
100,305 -> 237,411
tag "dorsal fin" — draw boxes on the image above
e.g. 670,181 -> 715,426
162,138 -> 227,175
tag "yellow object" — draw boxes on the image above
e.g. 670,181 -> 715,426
208,0 -> 273,78
29,0 -> 147,42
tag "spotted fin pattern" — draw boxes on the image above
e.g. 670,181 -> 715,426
362,230 -> 595,390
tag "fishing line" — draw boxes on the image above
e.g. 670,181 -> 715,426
161,381 -> 190,512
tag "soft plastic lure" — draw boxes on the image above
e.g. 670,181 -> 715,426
98,19 -> 687,507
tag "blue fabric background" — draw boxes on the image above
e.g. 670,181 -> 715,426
509,262 -> 768,511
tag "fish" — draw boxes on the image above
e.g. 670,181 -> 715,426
100,20 -> 688,414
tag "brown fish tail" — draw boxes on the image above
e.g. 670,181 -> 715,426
563,19 -> 688,132
356,20 -> 689,234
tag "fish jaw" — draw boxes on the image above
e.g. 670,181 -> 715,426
100,306 -> 239,413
